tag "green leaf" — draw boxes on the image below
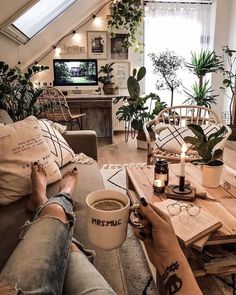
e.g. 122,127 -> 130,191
210,149 -> 223,161
127,76 -> 140,98
184,136 -> 198,146
207,137 -> 224,154
137,66 -> 146,81
187,124 -> 205,140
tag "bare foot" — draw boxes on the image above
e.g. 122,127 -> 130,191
26,162 -> 48,213
59,167 -> 79,197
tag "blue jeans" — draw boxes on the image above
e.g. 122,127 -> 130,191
0,193 -> 116,295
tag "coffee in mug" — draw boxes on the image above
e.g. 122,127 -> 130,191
86,190 -> 141,250
92,199 -> 125,211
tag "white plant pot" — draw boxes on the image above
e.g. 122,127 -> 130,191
200,162 -> 223,188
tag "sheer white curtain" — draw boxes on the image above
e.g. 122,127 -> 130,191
144,2 -> 212,106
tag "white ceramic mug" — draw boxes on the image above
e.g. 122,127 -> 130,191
86,189 -> 140,250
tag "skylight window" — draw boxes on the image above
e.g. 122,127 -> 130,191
2,0 -> 76,44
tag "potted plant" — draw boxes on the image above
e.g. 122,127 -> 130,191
114,66 -> 167,148
107,0 -> 144,52
98,62 -> 116,95
220,46 -> 236,140
149,50 -> 185,106
184,50 -> 223,108
184,124 -> 227,188
0,61 -> 49,121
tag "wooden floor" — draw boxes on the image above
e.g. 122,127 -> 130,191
98,132 -> 236,295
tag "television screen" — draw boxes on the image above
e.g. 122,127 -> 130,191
53,59 -> 98,86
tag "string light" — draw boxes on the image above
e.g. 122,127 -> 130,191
72,32 -> 81,42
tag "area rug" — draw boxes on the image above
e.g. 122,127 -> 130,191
101,164 -> 158,295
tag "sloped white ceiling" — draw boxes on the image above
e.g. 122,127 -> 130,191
0,0 -> 107,67
0,0 -> 35,25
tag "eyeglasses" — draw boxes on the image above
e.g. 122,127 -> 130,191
167,201 -> 201,216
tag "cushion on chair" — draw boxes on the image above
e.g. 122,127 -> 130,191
39,119 -> 75,168
0,116 -> 61,206
154,123 -> 222,155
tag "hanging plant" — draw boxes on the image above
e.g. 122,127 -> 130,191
108,0 -> 144,52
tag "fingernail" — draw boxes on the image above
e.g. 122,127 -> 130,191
137,211 -> 144,220
140,197 -> 148,207
73,167 -> 77,171
139,230 -> 146,238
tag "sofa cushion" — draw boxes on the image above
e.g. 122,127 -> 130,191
39,119 -> 75,168
154,123 -> 222,154
0,116 -> 61,205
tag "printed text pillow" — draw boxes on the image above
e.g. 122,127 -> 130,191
0,116 -> 61,206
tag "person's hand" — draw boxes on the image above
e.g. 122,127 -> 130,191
134,197 -> 183,273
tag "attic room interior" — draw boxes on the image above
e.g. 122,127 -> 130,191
0,0 -> 236,294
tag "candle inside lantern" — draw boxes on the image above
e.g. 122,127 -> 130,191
153,179 -> 165,194
180,144 -> 187,177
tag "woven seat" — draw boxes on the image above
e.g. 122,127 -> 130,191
38,86 -> 85,130
143,105 -> 232,164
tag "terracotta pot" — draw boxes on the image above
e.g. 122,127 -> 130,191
200,160 -> 223,188
103,83 -> 115,95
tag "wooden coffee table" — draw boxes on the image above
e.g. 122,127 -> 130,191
126,163 -> 236,292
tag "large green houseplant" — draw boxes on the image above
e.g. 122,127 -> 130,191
114,66 -> 167,146
184,50 -> 223,108
0,61 -> 49,121
149,50 -> 185,106
184,124 -> 226,187
108,0 -> 144,52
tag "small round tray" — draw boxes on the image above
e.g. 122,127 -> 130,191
172,185 -> 192,195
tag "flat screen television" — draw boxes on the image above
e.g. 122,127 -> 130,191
53,59 -> 98,90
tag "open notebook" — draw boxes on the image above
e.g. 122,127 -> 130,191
154,199 -> 222,246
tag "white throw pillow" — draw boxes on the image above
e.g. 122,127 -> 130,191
154,123 -> 222,155
0,116 -> 62,206
39,119 -> 75,168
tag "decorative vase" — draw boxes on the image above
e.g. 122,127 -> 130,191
200,160 -> 224,188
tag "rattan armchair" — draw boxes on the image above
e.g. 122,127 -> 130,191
143,105 -> 232,164
38,86 -> 85,130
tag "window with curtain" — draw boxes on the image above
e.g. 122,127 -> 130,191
144,2 -> 212,106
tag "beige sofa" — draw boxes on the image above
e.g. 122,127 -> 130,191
0,110 -> 124,294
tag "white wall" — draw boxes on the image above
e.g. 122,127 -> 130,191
0,0 -> 142,96
1,0 -> 236,113
211,0 -> 236,119
22,3 -> 142,96
228,0 -> 236,49
0,0 -> 106,67
211,0 -> 232,118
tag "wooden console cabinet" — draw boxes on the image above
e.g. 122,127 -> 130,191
66,94 -> 123,143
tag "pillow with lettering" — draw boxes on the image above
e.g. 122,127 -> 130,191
39,119 -> 75,168
0,116 -> 62,206
154,123 -> 222,155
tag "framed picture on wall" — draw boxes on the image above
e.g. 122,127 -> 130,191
111,34 -> 128,59
87,31 -> 108,59
113,62 -> 130,89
